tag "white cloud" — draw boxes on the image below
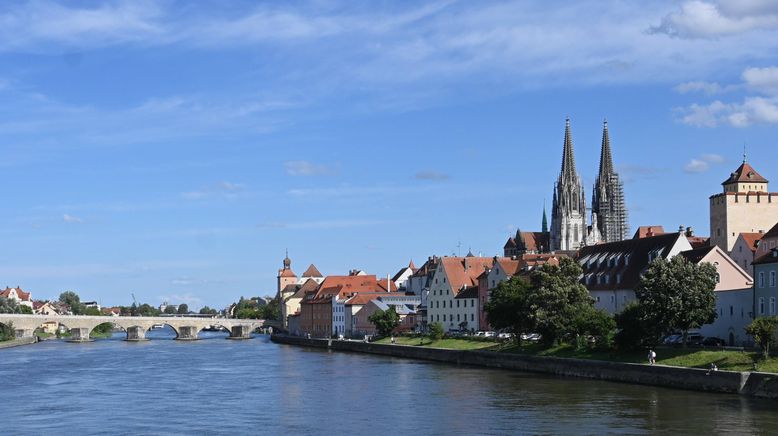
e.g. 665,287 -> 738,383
683,153 -> 725,173
742,66 -> 778,94
283,160 -> 339,176
678,96 -> 778,127
674,81 -> 734,94
650,0 -> 778,38
62,213 -> 83,223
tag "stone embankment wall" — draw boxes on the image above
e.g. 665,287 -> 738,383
271,335 -> 778,399
0,337 -> 37,349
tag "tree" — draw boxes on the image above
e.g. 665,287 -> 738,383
177,304 -> 189,315
571,305 -> 616,350
82,307 -> 101,316
19,305 -> 32,314
614,303 -> 662,350
235,308 -> 261,319
746,316 -> 778,359
259,298 -> 280,320
164,305 -> 176,314
368,306 -> 400,337
59,291 -> 84,315
527,258 -> 594,345
0,321 -> 15,341
428,322 -> 444,340
485,276 -> 533,344
635,256 -> 717,347
0,296 -> 20,314
199,306 -> 218,315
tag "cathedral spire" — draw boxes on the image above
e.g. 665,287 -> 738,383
542,200 -> 548,233
560,117 -> 578,181
598,119 -> 614,179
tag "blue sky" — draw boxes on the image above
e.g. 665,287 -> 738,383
1,0 -> 777,309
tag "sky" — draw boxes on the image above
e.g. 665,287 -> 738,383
1,0 -> 777,310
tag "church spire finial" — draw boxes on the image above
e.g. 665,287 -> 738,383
598,119 -> 614,178
542,199 -> 549,233
743,143 -> 747,164
560,117 -> 577,180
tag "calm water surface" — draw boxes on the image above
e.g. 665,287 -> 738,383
2,328 -> 777,435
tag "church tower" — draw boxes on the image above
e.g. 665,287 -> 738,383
591,120 -> 628,243
551,118 -> 587,251
277,251 -> 297,295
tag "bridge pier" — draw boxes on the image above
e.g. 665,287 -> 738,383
175,326 -> 199,341
227,325 -> 253,340
125,326 -> 148,341
14,328 -> 35,339
67,327 -> 92,342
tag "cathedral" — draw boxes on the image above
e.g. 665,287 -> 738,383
550,118 -> 628,251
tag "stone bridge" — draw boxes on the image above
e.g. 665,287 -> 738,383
0,314 -> 269,342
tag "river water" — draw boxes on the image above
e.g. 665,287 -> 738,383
2,328 -> 777,435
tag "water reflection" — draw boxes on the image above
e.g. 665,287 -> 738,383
1,336 -> 776,435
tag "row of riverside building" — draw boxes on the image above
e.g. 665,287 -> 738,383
276,119 -> 778,346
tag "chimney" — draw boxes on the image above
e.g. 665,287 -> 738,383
685,227 -> 694,237
678,225 -> 685,233
646,227 -> 654,237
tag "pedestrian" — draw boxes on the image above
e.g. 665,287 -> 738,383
648,349 -> 656,365
707,363 -> 718,375
391,335 -> 395,345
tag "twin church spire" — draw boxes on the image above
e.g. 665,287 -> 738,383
551,118 -> 628,251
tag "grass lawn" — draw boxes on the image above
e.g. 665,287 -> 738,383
374,336 -> 500,350
375,337 -> 778,373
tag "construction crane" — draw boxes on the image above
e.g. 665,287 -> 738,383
131,293 -> 138,307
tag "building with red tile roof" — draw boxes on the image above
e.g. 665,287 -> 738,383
1,287 -> 33,308
730,231 -> 765,276
427,256 -> 494,332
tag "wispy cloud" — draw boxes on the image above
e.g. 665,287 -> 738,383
157,293 -> 203,307
649,1 -> 778,39
182,181 -> 245,200
414,170 -> 449,181
284,160 -> 339,176
256,219 -> 395,230
62,213 -> 83,223
683,153 -> 725,173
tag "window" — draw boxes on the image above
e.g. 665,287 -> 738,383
457,314 -> 460,322
596,296 -> 601,302
435,279 -> 438,284
443,314 -> 446,322
471,300 -> 474,307
771,298 -> 776,316
443,278 -> 446,283
716,273 -> 721,283
471,313 -> 474,321
759,297 -> 765,315
730,305 -> 734,316
759,272 -> 765,288
491,280 -> 495,287
456,300 -> 460,308
610,295 -> 615,303
771,271 -> 776,287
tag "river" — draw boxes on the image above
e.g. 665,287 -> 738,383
2,328 -> 777,435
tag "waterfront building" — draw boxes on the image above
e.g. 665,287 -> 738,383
427,256 -> 493,332
730,232 -> 765,276
477,254 -> 563,331
679,245 -> 754,346
709,157 -> 778,252
32,300 -> 60,333
503,229 -> 550,257
753,247 -> 778,320
276,253 -> 325,328
352,299 -> 418,337
406,256 -> 440,329
578,231 -> 693,314
0,287 -> 33,309
391,260 -> 417,291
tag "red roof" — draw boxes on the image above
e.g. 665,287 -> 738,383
723,162 -> 768,185
301,264 -> 323,278
440,257 -> 494,293
278,268 -> 296,278
633,226 -> 666,239
1,287 -> 31,301
739,232 -> 765,252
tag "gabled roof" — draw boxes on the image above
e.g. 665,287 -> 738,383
679,246 -> 715,264
633,226 -> 666,239
1,287 -> 31,301
578,233 -> 686,291
723,162 -> 768,185
495,257 -> 521,276
686,236 -> 710,249
738,232 -> 765,252
301,264 -> 323,278
440,256 -> 494,293
291,278 -> 319,299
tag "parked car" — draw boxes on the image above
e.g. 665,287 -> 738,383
497,332 -> 513,339
520,333 -> 542,342
484,331 -> 496,337
702,336 -> 726,347
662,334 -> 681,345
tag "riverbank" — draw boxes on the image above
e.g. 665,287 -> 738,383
271,334 -> 778,399
0,337 -> 37,349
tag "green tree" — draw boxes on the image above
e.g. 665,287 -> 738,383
199,306 -> 218,315
635,256 -> 717,347
0,296 -> 20,314
428,322 -> 444,340
59,291 -> 84,315
235,308 -> 261,319
484,276 -> 533,343
368,306 -> 401,337
614,303 -> 662,350
164,305 -> 176,314
259,298 -> 280,320
82,307 -> 101,316
746,316 -> 778,359
571,305 -> 616,350
136,304 -> 160,317
527,257 -> 594,345
177,304 -> 189,315
0,321 -> 15,341
19,305 -> 32,314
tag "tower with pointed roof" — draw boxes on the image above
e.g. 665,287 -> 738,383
551,118 -> 587,251
591,120 -> 629,243
710,154 -> 778,252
